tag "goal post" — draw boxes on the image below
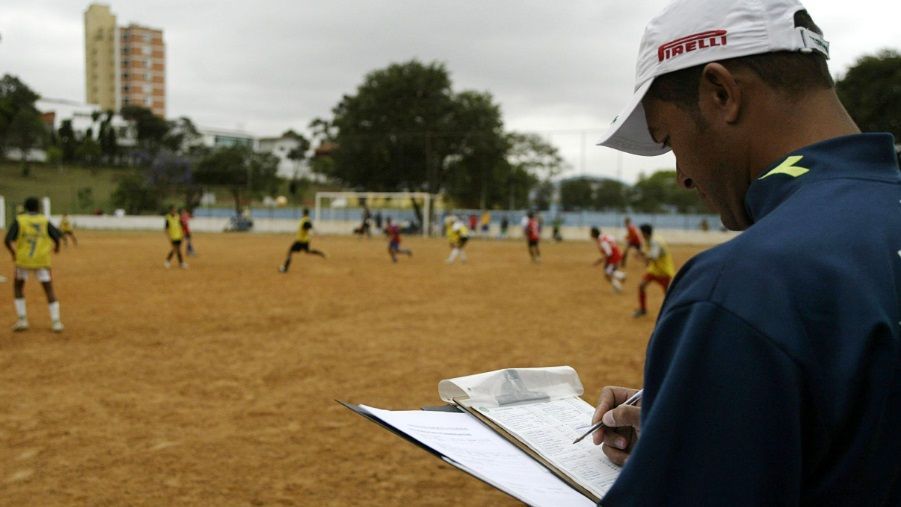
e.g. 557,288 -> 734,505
314,191 -> 432,236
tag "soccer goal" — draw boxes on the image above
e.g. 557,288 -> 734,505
314,191 -> 432,237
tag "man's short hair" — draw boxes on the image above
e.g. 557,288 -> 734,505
647,10 -> 834,113
640,224 -> 654,236
590,226 -> 601,237
24,197 -> 40,212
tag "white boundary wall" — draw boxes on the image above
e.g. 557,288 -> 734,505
56,214 -> 739,245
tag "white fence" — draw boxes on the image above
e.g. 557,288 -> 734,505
43,214 -> 739,245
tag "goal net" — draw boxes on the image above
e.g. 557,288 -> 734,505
313,191 -> 433,237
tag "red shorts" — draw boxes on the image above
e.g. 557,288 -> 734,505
642,273 -> 671,289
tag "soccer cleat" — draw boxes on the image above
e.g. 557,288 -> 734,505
180,262 -> 189,269
164,260 -> 171,269
51,320 -> 64,333
12,318 -> 29,332
632,309 -> 648,318
278,265 -> 288,273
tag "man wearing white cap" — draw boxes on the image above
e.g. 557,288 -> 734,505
590,0 -> 901,504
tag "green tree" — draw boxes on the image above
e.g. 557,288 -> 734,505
98,111 -> 119,165
162,116 -> 201,154
57,119 -> 78,163
560,178 -> 595,210
284,131 -> 312,205
317,60 -> 524,224
194,146 -> 279,214
593,178 -> 629,210
320,60 -> 459,193
112,173 -> 161,214
443,91 -> 508,208
506,132 -> 565,210
6,107 -> 48,176
0,74 -> 41,157
836,49 -> 901,139
121,105 -> 169,160
75,135 -> 102,167
631,170 -> 705,213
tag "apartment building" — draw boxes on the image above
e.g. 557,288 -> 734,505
119,23 -> 165,116
84,3 -> 166,117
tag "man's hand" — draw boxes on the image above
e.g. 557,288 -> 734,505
592,386 -> 642,466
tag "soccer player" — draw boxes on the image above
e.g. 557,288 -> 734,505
590,227 -> 626,293
4,197 -> 64,332
58,214 -> 78,247
164,205 -> 187,269
384,217 -> 412,263
279,208 -> 326,272
524,211 -> 541,263
631,224 -> 674,318
445,216 -> 469,264
590,0 -> 901,503
179,208 -> 196,256
620,217 -> 642,267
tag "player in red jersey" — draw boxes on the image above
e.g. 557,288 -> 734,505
385,217 -> 412,263
524,211 -> 541,263
620,217 -> 643,268
591,227 -> 626,292
179,208 -> 196,257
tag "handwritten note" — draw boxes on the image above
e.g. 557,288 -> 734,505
359,405 -> 596,507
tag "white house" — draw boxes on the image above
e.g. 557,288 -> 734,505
257,134 -> 321,180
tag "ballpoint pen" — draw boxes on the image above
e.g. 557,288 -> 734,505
571,389 -> 643,444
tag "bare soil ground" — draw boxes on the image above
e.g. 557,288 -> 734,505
0,231 -> 706,506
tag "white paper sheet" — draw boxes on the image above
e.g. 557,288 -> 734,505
359,405 -> 596,507
471,396 -> 621,498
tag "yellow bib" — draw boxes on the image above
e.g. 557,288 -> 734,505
15,214 -> 53,269
296,217 -> 312,242
166,213 -> 183,241
646,238 -> 676,278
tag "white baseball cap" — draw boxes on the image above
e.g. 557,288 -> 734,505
597,0 -> 830,156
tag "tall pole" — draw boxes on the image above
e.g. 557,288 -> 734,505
581,130 -> 587,177
616,151 -> 623,182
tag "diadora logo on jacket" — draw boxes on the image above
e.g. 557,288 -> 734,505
658,30 -> 728,62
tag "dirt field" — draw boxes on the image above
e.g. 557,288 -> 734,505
0,231 -> 707,506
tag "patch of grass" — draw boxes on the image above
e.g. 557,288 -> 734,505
0,162 -> 136,219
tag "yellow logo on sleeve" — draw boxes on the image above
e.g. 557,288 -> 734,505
759,155 -> 810,180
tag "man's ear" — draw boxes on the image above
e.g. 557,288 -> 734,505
699,63 -> 742,124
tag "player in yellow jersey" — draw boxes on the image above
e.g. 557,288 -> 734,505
633,223 -> 676,318
4,197 -> 64,332
279,208 -> 326,273
164,205 -> 187,269
445,216 -> 470,264
58,214 -> 78,247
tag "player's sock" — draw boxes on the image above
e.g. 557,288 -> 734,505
612,279 -> 623,292
614,270 -> 626,281
14,298 -> 27,319
460,250 -> 468,263
639,289 -> 647,312
49,301 -> 60,322
447,248 -> 459,263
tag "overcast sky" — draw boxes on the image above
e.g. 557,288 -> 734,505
2,0 -> 899,182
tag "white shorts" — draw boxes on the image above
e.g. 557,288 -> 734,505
15,268 -> 52,283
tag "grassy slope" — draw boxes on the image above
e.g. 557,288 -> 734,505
0,161 -> 343,221
0,162 -> 132,217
